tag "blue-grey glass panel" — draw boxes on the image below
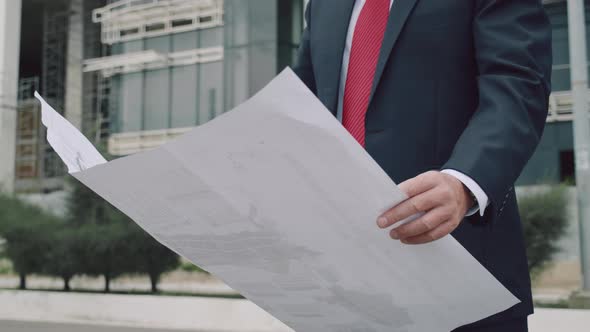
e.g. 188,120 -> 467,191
200,27 -> 223,48
199,61 -> 223,122
224,0 -> 249,45
171,65 -> 198,127
121,40 -> 143,53
552,68 -> 571,92
552,27 -> 569,65
144,68 -> 170,130
248,0 -> 277,42
518,122 -> 574,185
223,47 -> 250,110
145,35 -> 170,53
172,31 -> 198,52
111,43 -> 123,55
119,72 -> 143,132
249,42 -> 277,95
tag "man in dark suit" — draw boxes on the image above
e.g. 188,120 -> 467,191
293,0 -> 552,331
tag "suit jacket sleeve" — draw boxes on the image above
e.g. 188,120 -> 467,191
442,0 -> 552,220
293,0 -> 317,94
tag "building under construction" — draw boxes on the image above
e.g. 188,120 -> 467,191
0,0 -> 304,194
0,0 -> 587,194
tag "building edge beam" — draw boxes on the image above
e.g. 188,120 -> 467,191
0,0 -> 22,194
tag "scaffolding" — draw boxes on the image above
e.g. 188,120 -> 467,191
42,5 -> 70,181
93,0 -> 224,44
15,78 -> 41,183
42,9 -> 69,112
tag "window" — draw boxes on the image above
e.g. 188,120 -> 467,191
560,150 -> 575,184
199,16 -> 213,24
172,19 -> 193,27
145,23 -> 166,32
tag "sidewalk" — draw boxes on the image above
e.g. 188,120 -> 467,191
0,290 -> 291,332
0,289 -> 588,331
530,308 -> 590,332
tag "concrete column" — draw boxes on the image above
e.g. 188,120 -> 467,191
0,0 -> 22,193
568,0 -> 590,304
65,0 -> 84,131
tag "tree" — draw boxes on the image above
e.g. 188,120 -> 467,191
0,194 -> 57,289
65,179 -> 134,292
66,178 -> 180,292
127,228 -> 180,293
43,228 -> 84,291
77,222 -> 134,292
518,185 -> 569,277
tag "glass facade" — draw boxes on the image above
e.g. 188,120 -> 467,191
107,0 -> 304,135
109,26 -> 224,133
546,0 -> 590,92
223,0 -> 303,110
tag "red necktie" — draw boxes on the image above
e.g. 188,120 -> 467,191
343,0 -> 390,147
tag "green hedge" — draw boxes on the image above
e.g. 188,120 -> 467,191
0,180 -> 182,293
518,185 -> 569,278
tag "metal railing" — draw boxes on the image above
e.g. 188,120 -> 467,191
546,90 -> 589,122
93,0 -> 224,44
108,126 -> 194,156
83,46 -> 223,77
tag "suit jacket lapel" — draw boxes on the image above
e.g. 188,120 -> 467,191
317,0 -> 356,114
369,0 -> 420,103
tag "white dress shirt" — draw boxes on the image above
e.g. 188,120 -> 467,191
336,0 -> 488,216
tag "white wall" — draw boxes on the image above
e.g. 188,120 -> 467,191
0,0 -> 22,193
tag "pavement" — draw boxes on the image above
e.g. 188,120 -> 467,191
0,288 -> 588,332
3,310 -> 590,332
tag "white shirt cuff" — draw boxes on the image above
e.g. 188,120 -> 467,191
441,169 -> 489,217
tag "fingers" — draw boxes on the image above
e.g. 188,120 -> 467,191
401,221 -> 456,245
389,206 -> 452,240
398,171 -> 439,198
378,171 -> 465,245
377,186 -> 447,229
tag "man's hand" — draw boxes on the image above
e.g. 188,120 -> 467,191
377,171 -> 474,245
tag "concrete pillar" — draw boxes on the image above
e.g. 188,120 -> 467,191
0,0 -> 22,193
568,0 -> 590,305
65,0 -> 84,131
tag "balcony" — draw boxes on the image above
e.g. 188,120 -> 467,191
546,90 -> 587,122
83,47 -> 224,77
93,0 -> 224,44
108,127 -> 194,156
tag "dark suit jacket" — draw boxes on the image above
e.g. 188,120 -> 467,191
293,0 -> 552,325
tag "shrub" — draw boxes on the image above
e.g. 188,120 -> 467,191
518,185 -> 569,277
0,194 -> 58,289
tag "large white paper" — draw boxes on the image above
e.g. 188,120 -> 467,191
34,91 -> 107,172
37,68 -> 518,332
